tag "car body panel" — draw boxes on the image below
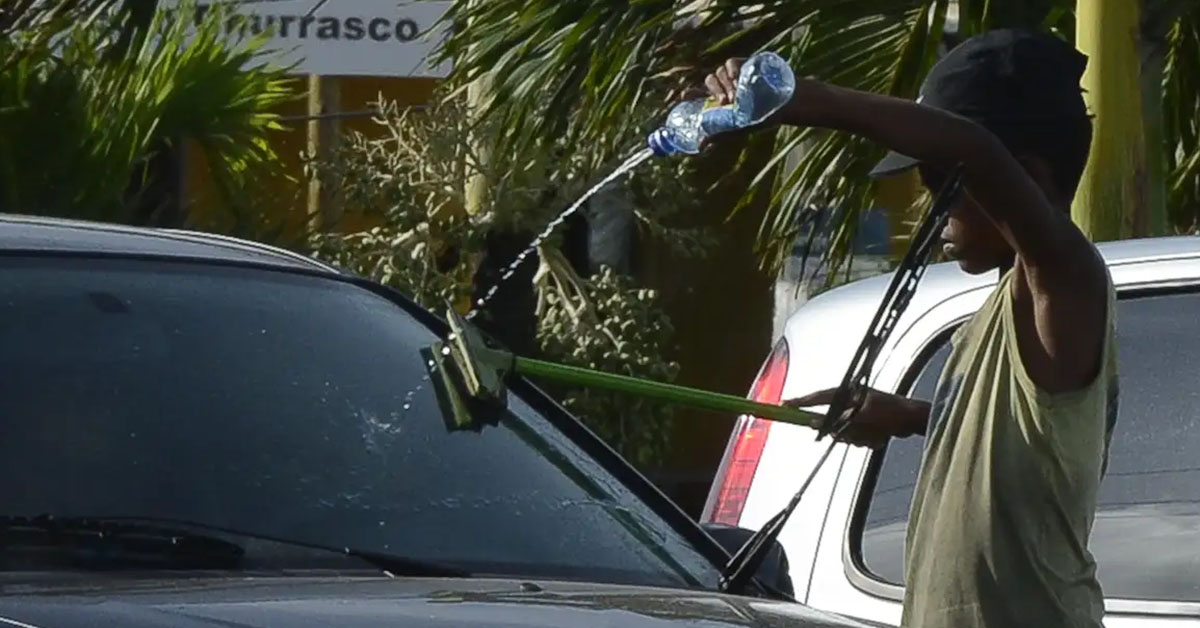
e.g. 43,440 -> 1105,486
0,214 -> 335,273
0,577 -> 889,628
729,236 -> 1200,626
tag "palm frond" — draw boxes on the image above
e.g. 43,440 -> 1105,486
718,1 -> 948,277
737,0 -> 1079,278
0,0 -> 295,223
1164,3 -> 1200,231
437,0 -> 673,167
0,0 -> 120,71
436,0 -> 948,274
435,0 -> 1155,279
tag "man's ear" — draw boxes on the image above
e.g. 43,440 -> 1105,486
1017,154 -> 1061,203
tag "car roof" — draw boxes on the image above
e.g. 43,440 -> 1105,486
784,235 -> 1200,339
0,213 -> 338,273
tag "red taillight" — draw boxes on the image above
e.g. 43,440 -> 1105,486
702,339 -> 790,525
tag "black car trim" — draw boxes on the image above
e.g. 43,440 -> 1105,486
0,248 -> 346,280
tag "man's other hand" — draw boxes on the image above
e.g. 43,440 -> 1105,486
785,388 -> 929,448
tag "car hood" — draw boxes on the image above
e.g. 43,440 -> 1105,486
0,575 -> 885,628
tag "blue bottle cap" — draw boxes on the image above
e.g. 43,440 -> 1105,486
647,129 -> 672,157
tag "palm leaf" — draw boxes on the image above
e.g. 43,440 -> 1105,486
707,1 -> 949,278
0,0 -> 295,224
735,0 -> 1077,279
1164,2 -> 1200,231
435,0 -> 949,274
434,0 -> 1170,278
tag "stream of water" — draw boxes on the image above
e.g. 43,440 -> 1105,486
405,147 -> 656,412
465,147 -> 654,320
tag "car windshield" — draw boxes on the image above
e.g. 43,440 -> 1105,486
0,256 -> 722,589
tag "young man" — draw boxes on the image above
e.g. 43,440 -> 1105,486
701,29 -> 1118,628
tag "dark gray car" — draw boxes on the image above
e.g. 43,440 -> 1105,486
0,214 -> 876,628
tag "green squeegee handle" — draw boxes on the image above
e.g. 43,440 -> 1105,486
513,356 -> 824,429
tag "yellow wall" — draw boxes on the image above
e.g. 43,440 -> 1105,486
877,169 -> 922,258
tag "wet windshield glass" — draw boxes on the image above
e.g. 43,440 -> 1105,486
0,257 -> 720,588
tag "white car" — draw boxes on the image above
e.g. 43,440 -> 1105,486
702,235 -> 1200,626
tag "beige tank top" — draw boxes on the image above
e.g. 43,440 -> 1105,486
902,266 -> 1118,628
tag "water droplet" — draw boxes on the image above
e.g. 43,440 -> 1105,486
402,403 -> 411,410
427,360 -> 436,368
441,346 -> 451,356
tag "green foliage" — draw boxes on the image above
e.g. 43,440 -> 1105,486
306,94 -> 700,468
1165,4 -> 1200,231
537,264 -> 679,466
430,0 -> 956,277
0,0 -> 295,223
307,97 -> 487,308
436,0 -> 1200,278
2,2 -> 99,71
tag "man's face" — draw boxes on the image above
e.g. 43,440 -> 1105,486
919,165 -> 1013,275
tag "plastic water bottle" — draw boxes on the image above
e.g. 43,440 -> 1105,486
647,51 -> 796,157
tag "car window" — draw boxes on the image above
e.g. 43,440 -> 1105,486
0,257 -> 722,589
857,290 -> 1200,603
858,339 -> 950,585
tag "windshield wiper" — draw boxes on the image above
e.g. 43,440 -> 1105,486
0,515 -> 469,578
338,546 -> 471,578
2,515 -> 245,569
718,167 -> 965,596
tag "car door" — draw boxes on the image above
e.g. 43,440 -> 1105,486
827,271 -> 1200,626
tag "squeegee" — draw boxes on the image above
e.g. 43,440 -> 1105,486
427,307 -> 825,432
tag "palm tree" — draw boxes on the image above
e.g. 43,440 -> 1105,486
437,0 -> 1199,277
1072,0 -> 1196,240
0,0 -> 295,227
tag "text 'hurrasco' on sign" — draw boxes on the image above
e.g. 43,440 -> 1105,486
162,0 -> 452,78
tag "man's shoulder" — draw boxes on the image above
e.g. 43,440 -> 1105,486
1022,224 -> 1109,286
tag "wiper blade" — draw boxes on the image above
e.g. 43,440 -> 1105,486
719,167 -> 966,596
1,515 -> 469,578
1,515 -> 245,569
341,547 -> 470,578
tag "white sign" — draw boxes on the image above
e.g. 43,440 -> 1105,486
163,0 -> 453,78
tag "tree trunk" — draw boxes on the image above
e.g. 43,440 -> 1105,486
1141,0 -> 1189,235
1141,19 -> 1168,237
464,75 -> 492,219
307,75 -> 343,232
1072,0 -> 1149,240
463,0 -> 493,220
